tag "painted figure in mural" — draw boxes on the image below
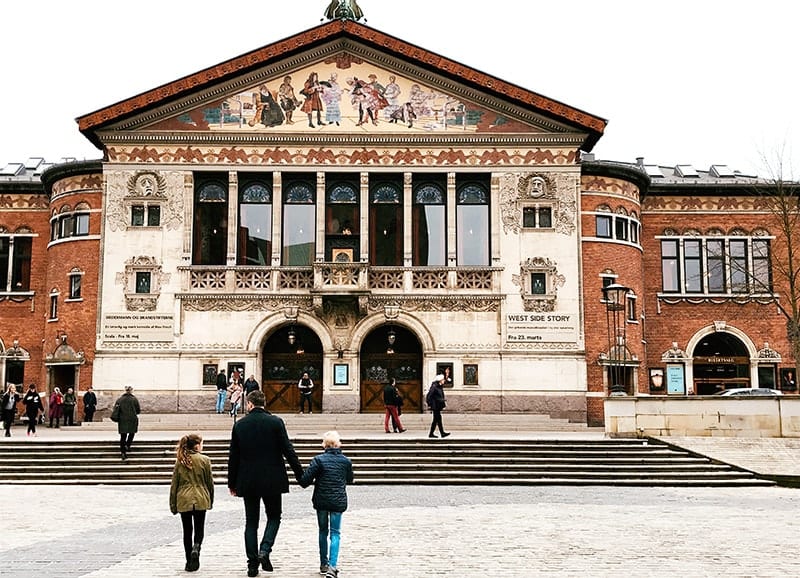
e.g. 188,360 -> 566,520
348,77 -> 388,127
321,73 -> 343,126
278,76 -> 301,125
324,0 -> 364,21
389,102 -> 417,128
300,72 -> 327,128
249,85 -> 284,128
382,75 -> 402,120
409,83 -> 434,118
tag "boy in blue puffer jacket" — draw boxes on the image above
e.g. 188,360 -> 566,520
299,431 -> 354,578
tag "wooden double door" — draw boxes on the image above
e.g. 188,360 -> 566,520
360,352 -> 422,413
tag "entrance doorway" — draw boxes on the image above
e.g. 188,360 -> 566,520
261,325 -> 323,413
50,365 -> 76,394
359,325 -> 422,413
693,332 -> 750,394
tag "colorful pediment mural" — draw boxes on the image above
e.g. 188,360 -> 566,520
148,59 -> 538,135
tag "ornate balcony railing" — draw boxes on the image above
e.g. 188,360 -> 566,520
179,265 -> 502,294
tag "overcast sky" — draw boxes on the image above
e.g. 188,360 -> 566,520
1,0 -> 796,176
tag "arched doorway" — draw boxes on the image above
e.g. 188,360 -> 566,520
261,325 -> 323,412
692,332 -> 750,394
359,325 -> 422,413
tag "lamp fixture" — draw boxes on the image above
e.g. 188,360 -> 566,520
287,326 -> 296,345
387,327 -> 396,346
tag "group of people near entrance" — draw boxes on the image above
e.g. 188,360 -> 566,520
171,389 -> 354,578
1,383 -> 99,437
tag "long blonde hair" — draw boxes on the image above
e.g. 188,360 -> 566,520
176,433 -> 203,469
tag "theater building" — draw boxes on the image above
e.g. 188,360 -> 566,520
1,8 -> 793,426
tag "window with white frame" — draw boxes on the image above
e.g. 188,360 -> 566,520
522,205 -> 553,229
49,290 -> 59,320
0,233 -> 33,292
594,206 -> 640,245
50,204 -> 90,240
68,269 -> 83,300
659,234 -> 772,295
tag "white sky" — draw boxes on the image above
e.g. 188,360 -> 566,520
1,0 -> 796,176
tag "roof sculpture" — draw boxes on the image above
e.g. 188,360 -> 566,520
323,0 -> 365,22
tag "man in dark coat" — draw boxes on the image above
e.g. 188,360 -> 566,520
83,385 -> 97,422
427,374 -> 450,439
228,390 -> 304,577
112,385 -> 141,460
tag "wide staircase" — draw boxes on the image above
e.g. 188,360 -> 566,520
0,413 -> 774,487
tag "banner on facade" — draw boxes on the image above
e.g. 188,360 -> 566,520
505,313 -> 577,343
102,313 -> 175,342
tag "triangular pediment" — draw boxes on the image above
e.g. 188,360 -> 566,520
78,20 -> 605,149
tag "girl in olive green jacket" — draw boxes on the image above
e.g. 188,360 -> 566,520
169,433 -> 214,572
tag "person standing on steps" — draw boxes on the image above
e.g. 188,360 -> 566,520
111,385 -> 140,460
426,374 -> 450,439
170,433 -> 214,573
1,384 -> 21,437
298,371 -> 314,414
22,383 -> 43,437
215,369 -> 228,414
383,378 -> 406,434
62,387 -> 77,426
228,390 -> 304,577
48,387 -> 63,428
83,385 -> 97,422
244,374 -> 260,395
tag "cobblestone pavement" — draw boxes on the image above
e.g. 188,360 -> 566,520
2,483 -> 799,577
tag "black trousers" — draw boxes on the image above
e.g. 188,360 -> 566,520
63,407 -> 75,426
180,509 -> 206,561
2,409 -> 14,435
120,432 -> 135,453
84,407 -> 95,422
299,393 -> 313,413
26,413 -> 37,434
429,409 -> 445,436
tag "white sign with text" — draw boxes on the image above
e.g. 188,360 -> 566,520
102,313 -> 175,342
506,312 -> 577,343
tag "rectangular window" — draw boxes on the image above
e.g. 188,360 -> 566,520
706,239 -> 726,293
193,177 -> 229,265
135,272 -> 151,294
282,204 -> 315,266
457,204 -> 489,266
10,237 -> 31,292
0,237 -> 8,291
630,221 -> 639,244
147,206 -> 161,227
538,207 -> 552,228
614,217 -> 628,241
661,240 -> 680,292
683,239 -> 702,293
50,220 -> 58,241
239,203 -> 272,266
131,205 -> 145,226
522,207 -> 552,228
59,215 -> 73,238
752,239 -> 772,293
730,240 -> 748,293
49,294 -> 58,320
413,204 -> 446,266
522,207 -> 536,228
626,295 -> 637,322
531,272 -> 546,295
596,215 -> 611,238
69,275 -> 82,299
74,213 -> 90,236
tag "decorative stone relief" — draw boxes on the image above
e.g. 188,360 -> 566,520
106,170 -> 184,231
182,296 -> 313,312
367,295 -> 502,313
756,342 -> 781,362
512,257 -> 566,312
661,342 -> 688,361
115,256 -> 169,312
499,172 -> 577,235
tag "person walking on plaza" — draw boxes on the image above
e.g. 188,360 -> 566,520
299,430 -> 353,578
426,374 -> 450,439
228,390 -> 304,577
83,385 -> 97,422
2,384 -> 21,437
111,386 -> 140,460
298,371 -> 314,414
383,378 -> 406,433
244,374 -> 260,395
48,387 -> 63,428
228,379 -> 244,417
62,387 -> 77,426
215,369 -> 228,414
170,433 -> 214,573
22,383 -> 43,437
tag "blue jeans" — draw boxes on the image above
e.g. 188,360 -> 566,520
317,510 -> 342,568
216,389 -> 227,413
243,494 -> 282,568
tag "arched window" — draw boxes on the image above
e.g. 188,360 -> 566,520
412,180 -> 446,266
456,182 -> 489,266
282,177 -> 316,266
238,179 -> 272,266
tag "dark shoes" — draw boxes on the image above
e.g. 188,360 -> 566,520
326,566 -> 339,578
399,428 -> 407,433
247,568 -> 259,577
187,544 -> 200,571
428,434 -> 437,438
441,432 -> 451,438
259,552 -> 273,572
121,452 -> 127,461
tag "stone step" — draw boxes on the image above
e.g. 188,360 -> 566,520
0,437 -> 773,487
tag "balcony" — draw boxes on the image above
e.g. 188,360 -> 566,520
178,264 -> 501,295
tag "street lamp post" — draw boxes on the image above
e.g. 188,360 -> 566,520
602,283 -> 630,396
